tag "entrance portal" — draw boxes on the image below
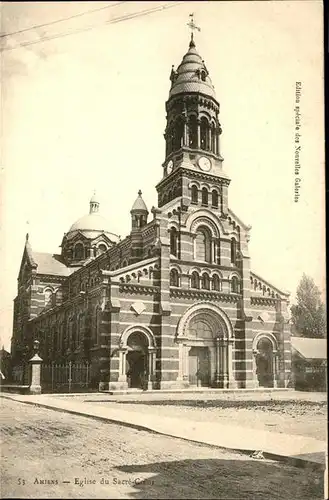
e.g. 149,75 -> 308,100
126,331 -> 148,389
188,347 -> 210,387
126,350 -> 146,388
256,337 -> 274,387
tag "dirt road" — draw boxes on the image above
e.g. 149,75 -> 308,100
0,397 -> 324,499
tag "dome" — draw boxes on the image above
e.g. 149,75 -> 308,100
169,39 -> 216,100
67,197 -> 120,242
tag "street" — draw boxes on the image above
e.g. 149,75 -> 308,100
1,397 -> 324,499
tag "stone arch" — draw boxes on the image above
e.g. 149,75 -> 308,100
252,332 -> 278,352
120,324 -> 156,349
187,209 -> 225,237
176,302 -> 234,340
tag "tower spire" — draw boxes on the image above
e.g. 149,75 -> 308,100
187,13 -> 201,47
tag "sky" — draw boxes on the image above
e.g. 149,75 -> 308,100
0,1 -> 325,350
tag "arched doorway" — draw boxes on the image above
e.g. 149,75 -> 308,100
126,332 -> 148,389
255,337 -> 274,388
188,319 -> 212,386
176,303 -> 236,389
118,325 -> 156,391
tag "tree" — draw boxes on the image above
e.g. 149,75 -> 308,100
290,274 -> 326,338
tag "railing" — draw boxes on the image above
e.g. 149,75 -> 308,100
41,361 -> 92,393
11,364 -> 30,385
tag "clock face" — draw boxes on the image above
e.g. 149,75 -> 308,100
198,156 -> 211,172
167,160 -> 173,174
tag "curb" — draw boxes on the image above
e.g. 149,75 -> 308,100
2,394 -> 325,472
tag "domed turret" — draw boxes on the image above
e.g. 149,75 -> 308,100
169,38 -> 216,100
131,190 -> 148,230
61,194 -> 119,265
67,194 -> 119,241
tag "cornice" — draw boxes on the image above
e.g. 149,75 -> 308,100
119,283 -> 160,296
170,288 -> 240,303
250,297 -> 279,306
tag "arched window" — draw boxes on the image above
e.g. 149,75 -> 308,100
231,276 -> 240,293
44,288 -> 53,307
201,70 -> 206,82
211,124 -> 216,153
170,269 -> 179,287
191,271 -> 200,289
195,227 -> 211,262
170,227 -> 178,256
94,307 -> 101,345
98,244 -> 107,254
201,273 -> 210,290
201,188 -> 209,206
216,239 -> 221,265
212,274 -> 221,291
75,243 -> 84,260
188,115 -> 198,148
191,185 -> 198,204
166,122 -> 175,155
77,314 -> 84,347
200,117 -> 210,150
211,190 -> 219,208
231,238 -> 237,265
174,118 -> 184,151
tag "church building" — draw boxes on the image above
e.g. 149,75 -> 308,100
11,32 -> 291,391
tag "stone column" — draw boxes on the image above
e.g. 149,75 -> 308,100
197,119 -> 201,149
214,337 -> 221,387
183,344 -> 190,382
212,239 -> 216,264
272,351 -> 278,388
252,349 -> 260,388
220,342 -> 228,388
183,118 -> 188,146
227,338 -> 237,389
118,349 -> 127,383
177,343 -> 184,381
147,348 -> 156,390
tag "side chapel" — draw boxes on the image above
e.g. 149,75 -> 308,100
11,31 -> 291,391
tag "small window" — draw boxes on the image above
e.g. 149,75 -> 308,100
201,273 -> 210,290
170,269 -> 179,287
191,185 -> 198,204
75,243 -> 84,260
231,276 -> 240,293
201,188 -> 208,206
191,271 -> 200,289
201,70 -> 206,82
211,190 -> 219,208
231,238 -> 237,265
170,227 -> 178,256
212,274 -> 221,291
98,244 -> 107,254
44,288 -> 52,306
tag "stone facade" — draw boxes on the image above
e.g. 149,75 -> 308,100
11,36 -> 291,391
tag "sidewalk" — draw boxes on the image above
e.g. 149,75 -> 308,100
1,393 -> 326,470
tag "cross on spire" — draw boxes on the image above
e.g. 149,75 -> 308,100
187,13 -> 201,47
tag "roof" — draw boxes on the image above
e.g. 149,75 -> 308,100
291,336 -> 327,360
31,252 -> 75,277
67,197 -> 120,242
169,39 -> 216,100
68,213 -> 119,240
131,190 -> 148,213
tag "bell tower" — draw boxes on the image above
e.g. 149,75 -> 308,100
156,17 -> 230,214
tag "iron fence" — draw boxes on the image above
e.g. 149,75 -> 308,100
11,363 -> 30,385
41,361 -> 92,393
